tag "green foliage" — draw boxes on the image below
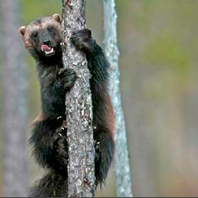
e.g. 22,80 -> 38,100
20,0 -> 61,24
142,33 -> 190,72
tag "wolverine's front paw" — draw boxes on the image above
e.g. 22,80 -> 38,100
58,68 -> 77,90
71,29 -> 94,53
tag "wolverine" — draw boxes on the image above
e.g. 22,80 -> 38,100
19,14 -> 115,197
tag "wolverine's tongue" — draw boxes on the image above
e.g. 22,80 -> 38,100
41,44 -> 54,56
41,44 -> 52,52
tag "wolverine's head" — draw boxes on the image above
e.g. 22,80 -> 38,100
19,14 -> 63,59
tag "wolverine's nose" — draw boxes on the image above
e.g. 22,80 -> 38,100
43,40 -> 50,45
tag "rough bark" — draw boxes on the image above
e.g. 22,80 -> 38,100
0,0 -> 29,196
102,0 -> 133,197
61,0 -> 95,197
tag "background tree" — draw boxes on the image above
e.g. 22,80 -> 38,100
102,0 -> 133,197
0,0 -> 29,196
61,0 -> 95,197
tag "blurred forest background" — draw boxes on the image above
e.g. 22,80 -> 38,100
1,0 -> 198,197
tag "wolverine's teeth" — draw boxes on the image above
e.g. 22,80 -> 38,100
45,48 -> 54,55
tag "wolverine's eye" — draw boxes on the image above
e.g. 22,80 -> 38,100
31,31 -> 38,39
47,26 -> 55,35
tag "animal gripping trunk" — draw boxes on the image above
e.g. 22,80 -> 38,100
61,0 -> 95,197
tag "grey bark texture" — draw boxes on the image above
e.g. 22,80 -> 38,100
102,0 -> 133,197
0,0 -> 29,196
61,0 -> 95,197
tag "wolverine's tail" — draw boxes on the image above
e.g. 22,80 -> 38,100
28,170 -> 68,197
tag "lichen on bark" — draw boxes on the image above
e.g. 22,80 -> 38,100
61,0 -> 95,197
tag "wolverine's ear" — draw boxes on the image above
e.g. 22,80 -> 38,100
52,13 -> 62,23
19,26 -> 26,36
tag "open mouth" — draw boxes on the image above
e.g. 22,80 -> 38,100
41,44 -> 55,56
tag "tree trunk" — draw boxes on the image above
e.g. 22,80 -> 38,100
102,0 -> 133,196
0,0 -> 29,196
61,0 -> 95,197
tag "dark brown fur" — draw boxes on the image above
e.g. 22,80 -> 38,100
19,14 -> 114,197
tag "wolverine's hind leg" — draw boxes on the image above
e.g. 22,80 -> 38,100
30,119 -> 68,169
94,126 -> 114,186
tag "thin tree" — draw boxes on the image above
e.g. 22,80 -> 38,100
0,0 -> 28,196
61,0 -> 95,197
102,0 -> 133,196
